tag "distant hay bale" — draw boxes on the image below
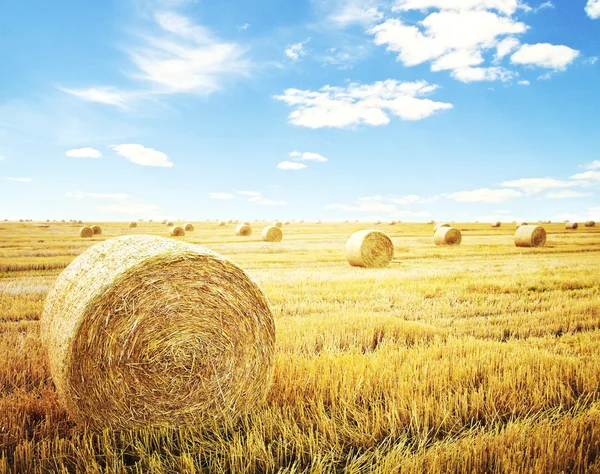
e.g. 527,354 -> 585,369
434,227 -> 462,246
518,222 -> 528,227
299,220 -> 304,223
261,226 -> 282,242
91,225 -> 102,235
427,220 -> 434,225
390,221 -> 396,225
170,226 -> 185,237
433,223 -> 450,232
514,225 -> 546,248
61,220 -> 66,223
184,223 -> 195,232
40,235 -> 275,430
77,220 -> 83,224
162,220 -> 168,225
375,220 -> 381,225
236,224 -> 252,236
79,227 -> 94,238
129,222 -> 138,229
585,221 -> 596,227
242,222 -> 250,226
228,220 -> 233,224
345,230 -> 394,268
316,220 -> 322,224
218,221 -> 226,227
166,221 -> 174,227
491,222 -> 501,228
284,221 -> 290,225
565,222 -> 578,230
274,221 -> 283,228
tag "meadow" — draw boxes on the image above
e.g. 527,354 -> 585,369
1,220 -> 600,473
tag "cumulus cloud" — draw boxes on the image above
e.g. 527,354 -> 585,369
65,147 -> 102,158
209,192 -> 235,199
277,161 -> 307,170
586,0 -> 600,19
285,41 -> 309,61
447,188 -> 523,203
501,177 -> 578,194
274,79 -> 452,128
393,0 -> 525,15
290,151 -> 328,162
570,170 -> 600,181
583,160 -> 600,170
5,177 -> 32,182
111,144 -> 173,168
510,43 -> 579,70
546,190 -> 593,199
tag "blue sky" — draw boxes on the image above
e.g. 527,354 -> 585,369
1,0 -> 599,222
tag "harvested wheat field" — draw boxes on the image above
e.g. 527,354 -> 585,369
2,221 -> 600,473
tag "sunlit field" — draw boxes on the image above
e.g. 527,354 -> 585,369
1,220 -> 600,473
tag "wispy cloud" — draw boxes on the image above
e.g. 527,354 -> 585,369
501,177 -> 578,194
290,151 -> 328,162
248,196 -> 287,206
285,39 -> 310,61
546,190 -> 593,199
65,147 -> 102,158
64,190 -> 158,215
5,177 -> 32,182
65,191 -> 129,200
209,192 -> 235,199
277,161 -> 307,170
111,144 -> 173,167
447,188 -> 523,203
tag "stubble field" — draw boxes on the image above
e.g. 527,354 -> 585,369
1,220 -> 600,473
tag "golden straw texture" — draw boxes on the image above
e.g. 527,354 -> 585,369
91,225 -> 102,235
41,235 -> 275,430
170,226 -> 185,236
514,225 -> 546,248
184,223 -> 195,232
129,222 -> 138,229
236,224 -> 252,236
345,230 -> 394,268
434,227 -> 462,246
261,226 -> 282,242
79,227 -> 93,238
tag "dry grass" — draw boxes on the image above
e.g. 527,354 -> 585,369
1,221 -> 600,472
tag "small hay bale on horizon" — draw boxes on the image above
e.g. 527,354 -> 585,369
491,222 -> 501,228
162,219 -> 168,225
184,223 -> 195,232
565,222 -> 579,230
79,227 -> 94,238
91,225 -> 102,235
274,221 -> 283,228
346,230 -> 394,268
434,227 -> 462,246
236,224 -> 252,236
40,235 -> 275,430
585,221 -> 596,227
218,221 -> 226,227
129,222 -> 138,229
515,225 -> 546,248
170,226 -> 185,237
262,226 -> 282,242
242,221 -> 250,226
166,221 -> 174,227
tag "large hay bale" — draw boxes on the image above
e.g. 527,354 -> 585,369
236,224 -> 252,236
491,222 -> 501,228
434,227 -> 462,246
170,226 -> 185,237
345,230 -> 394,268
262,226 -> 282,242
41,235 -> 275,430
273,221 -> 283,228
129,222 -> 138,229
184,223 -> 195,232
585,221 -> 596,227
91,225 -> 102,235
565,222 -> 579,230
79,227 -> 93,238
514,225 -> 546,248
433,223 -> 450,232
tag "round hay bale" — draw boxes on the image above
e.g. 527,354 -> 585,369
585,221 -> 596,227
242,222 -> 250,226
40,235 -> 275,430
261,226 -> 282,242
491,222 -> 501,228
345,230 -> 394,268
273,221 -> 283,228
434,227 -> 462,246
514,225 -> 546,248
433,223 -> 450,232
91,225 -> 102,235
390,221 -> 396,225
518,222 -> 528,227
79,227 -> 93,238
565,222 -> 579,230
129,222 -> 138,229
218,221 -> 226,227
166,221 -> 174,227
162,219 -> 168,225
184,223 -> 195,232
77,220 -> 83,225
236,224 -> 252,236
284,221 -> 290,225
375,221 -> 381,225
228,220 -> 233,224
170,226 -> 185,237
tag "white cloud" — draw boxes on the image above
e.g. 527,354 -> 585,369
393,0 -> 525,15
387,194 -> 421,205
495,37 -> 520,61
511,43 -> 579,70
285,41 -> 308,61
447,188 -> 523,203
501,177 -> 577,194
60,87 -> 130,108
5,177 -> 32,182
290,151 -> 328,162
238,23 -> 251,30
587,56 -> 599,65
329,0 -> 384,26
583,160 -> 600,170
586,0 -> 600,19
546,190 -> 593,199
110,144 -> 173,168
517,79 -> 530,85
65,191 -> 130,200
451,66 -> 512,82
534,1 -> 554,11
248,196 -> 287,206
209,192 -> 235,199
277,161 -> 307,170
274,79 -> 452,129
65,147 -> 102,158
237,190 -> 261,196
570,170 -> 600,181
